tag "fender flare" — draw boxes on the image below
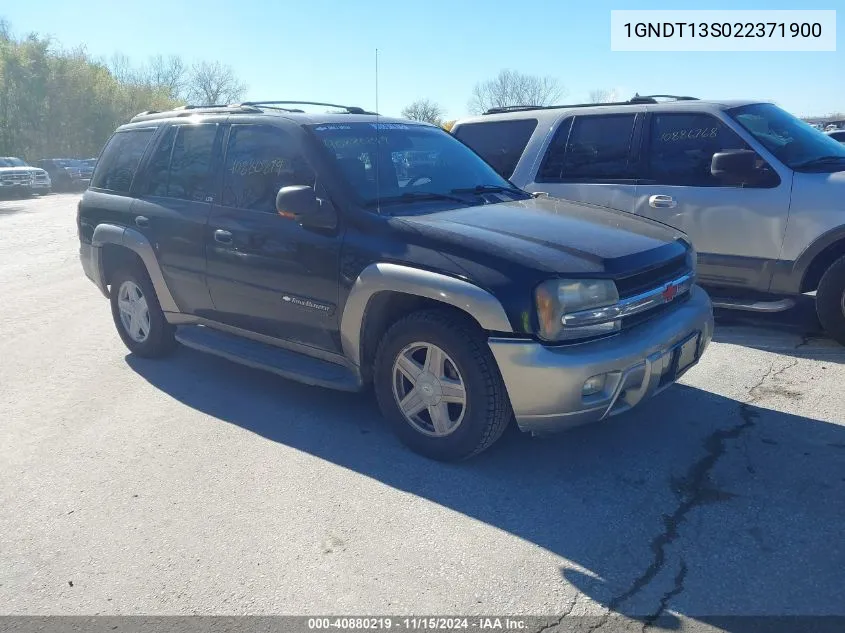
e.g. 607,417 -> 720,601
339,262 -> 513,367
91,223 -> 180,313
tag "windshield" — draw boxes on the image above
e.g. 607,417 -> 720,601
309,122 -> 527,212
727,103 -> 845,170
0,157 -> 28,167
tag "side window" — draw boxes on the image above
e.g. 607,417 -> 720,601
452,119 -> 538,178
167,124 -> 218,201
540,114 -> 637,181
647,114 -> 749,186
537,117 -> 573,181
141,127 -> 176,197
222,125 -> 316,212
91,129 -> 155,193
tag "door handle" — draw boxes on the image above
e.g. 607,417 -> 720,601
213,229 -> 233,244
648,195 -> 677,209
134,216 -> 149,228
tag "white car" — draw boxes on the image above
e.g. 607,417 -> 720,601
0,156 -> 51,197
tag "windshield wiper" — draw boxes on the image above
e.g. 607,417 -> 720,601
450,184 -> 527,196
794,155 -> 845,168
364,191 -> 470,208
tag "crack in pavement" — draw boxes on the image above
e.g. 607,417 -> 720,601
531,595 -> 578,633
591,358 -> 799,625
642,560 -> 688,632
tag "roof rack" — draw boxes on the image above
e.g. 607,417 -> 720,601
482,94 -> 699,115
130,104 -> 262,122
238,101 -> 377,115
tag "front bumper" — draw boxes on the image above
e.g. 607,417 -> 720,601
489,286 -> 714,434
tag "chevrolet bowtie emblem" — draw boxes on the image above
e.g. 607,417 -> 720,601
662,284 -> 679,302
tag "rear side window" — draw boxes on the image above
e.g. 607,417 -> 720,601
647,113 -> 749,186
452,119 -> 538,178
538,114 -> 637,181
91,129 -> 155,193
141,124 -> 218,201
222,125 -> 316,213
168,125 -> 218,201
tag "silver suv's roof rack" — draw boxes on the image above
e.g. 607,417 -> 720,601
482,94 -> 699,115
237,101 -> 378,115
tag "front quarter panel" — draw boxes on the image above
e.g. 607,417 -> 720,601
779,171 -> 845,263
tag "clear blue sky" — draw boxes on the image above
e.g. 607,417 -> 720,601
4,0 -> 842,119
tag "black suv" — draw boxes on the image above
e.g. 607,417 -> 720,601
78,101 -> 713,460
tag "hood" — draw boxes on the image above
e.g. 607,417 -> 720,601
0,167 -> 34,174
392,196 -> 688,277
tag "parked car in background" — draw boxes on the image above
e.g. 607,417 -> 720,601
37,158 -> 91,192
0,157 -> 51,197
826,129 -> 845,144
451,95 -> 845,345
77,101 -> 712,460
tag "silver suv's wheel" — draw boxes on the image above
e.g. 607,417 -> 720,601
816,254 -> 845,346
109,265 -> 177,358
374,309 -> 513,461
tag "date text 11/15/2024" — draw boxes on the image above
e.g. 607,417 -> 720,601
307,618 -> 529,631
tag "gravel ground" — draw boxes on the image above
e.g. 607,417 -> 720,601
1,194 -> 843,625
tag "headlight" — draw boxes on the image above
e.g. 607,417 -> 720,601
535,278 -> 620,342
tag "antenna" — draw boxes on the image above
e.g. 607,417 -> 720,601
375,48 -> 381,215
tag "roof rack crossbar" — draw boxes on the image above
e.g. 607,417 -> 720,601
238,100 -> 377,115
482,93 -> 700,115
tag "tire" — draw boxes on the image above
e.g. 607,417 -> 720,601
373,309 -> 512,461
816,254 -> 845,346
109,264 -> 177,358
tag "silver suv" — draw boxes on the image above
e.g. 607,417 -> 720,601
452,95 -> 845,345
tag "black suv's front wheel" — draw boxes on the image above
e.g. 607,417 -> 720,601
816,254 -> 845,346
374,310 -> 512,461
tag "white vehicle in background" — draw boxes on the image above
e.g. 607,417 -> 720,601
0,157 -> 51,197
826,129 -> 845,144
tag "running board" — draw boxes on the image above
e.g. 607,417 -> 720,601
711,297 -> 795,313
175,325 -> 362,392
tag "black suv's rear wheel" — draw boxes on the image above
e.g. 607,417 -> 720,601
374,310 -> 512,461
816,254 -> 845,346
109,265 -> 177,358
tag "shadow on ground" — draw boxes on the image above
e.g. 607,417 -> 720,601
126,340 -> 845,628
714,296 -> 844,363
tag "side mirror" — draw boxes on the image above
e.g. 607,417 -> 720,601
711,149 -> 760,185
276,185 -> 337,230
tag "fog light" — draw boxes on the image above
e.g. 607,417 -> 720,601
582,374 -> 607,397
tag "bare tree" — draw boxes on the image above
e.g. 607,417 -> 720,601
186,61 -> 247,105
108,52 -> 140,84
401,99 -> 445,125
589,88 -> 619,103
468,69 -> 564,114
145,54 -> 187,100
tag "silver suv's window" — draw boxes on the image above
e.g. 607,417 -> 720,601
646,113 -> 750,186
538,114 -> 637,181
452,119 -> 538,178
728,103 -> 845,171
